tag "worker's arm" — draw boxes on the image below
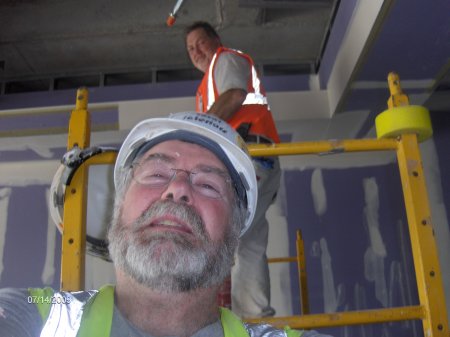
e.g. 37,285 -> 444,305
207,51 -> 250,121
207,88 -> 246,121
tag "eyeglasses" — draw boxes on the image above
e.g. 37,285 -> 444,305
131,159 -> 232,199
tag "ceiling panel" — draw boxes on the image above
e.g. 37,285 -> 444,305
0,0 -> 338,91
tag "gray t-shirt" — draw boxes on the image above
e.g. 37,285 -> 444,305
214,51 -> 251,95
111,303 -> 224,337
0,288 -> 224,337
0,288 -> 42,337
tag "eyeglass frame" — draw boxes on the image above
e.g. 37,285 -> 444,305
130,155 -> 236,200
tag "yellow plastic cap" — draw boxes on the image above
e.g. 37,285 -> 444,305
375,105 -> 433,142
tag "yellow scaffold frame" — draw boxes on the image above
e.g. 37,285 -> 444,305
60,88 -> 449,337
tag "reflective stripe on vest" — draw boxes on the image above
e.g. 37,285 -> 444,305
31,286 -> 300,337
196,47 -> 280,143
206,47 -> 268,110
30,285 -> 113,337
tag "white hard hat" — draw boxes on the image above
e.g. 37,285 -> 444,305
114,112 -> 257,236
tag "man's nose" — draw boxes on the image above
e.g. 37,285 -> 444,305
190,46 -> 200,56
161,172 -> 193,204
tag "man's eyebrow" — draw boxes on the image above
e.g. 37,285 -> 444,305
138,153 -> 175,164
194,164 -> 230,177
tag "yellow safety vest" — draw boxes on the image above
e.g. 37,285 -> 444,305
29,286 -> 301,337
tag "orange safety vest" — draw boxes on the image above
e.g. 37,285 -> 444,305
196,47 -> 280,143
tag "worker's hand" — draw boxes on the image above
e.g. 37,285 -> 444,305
207,88 -> 246,121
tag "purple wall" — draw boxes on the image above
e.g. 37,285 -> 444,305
284,162 -> 421,336
1,186 -> 61,289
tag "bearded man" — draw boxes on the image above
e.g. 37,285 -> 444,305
0,112 -> 330,337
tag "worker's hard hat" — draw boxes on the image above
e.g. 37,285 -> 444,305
114,111 -> 257,236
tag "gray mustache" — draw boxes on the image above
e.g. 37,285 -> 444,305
131,200 -> 209,240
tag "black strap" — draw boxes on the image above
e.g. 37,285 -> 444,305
236,123 -> 252,139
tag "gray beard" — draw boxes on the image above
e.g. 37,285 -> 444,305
108,200 -> 237,292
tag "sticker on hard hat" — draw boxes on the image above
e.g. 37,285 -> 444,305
181,114 -> 229,135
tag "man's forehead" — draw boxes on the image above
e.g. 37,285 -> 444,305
188,27 -> 206,36
187,27 -> 215,42
139,140 -> 227,168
